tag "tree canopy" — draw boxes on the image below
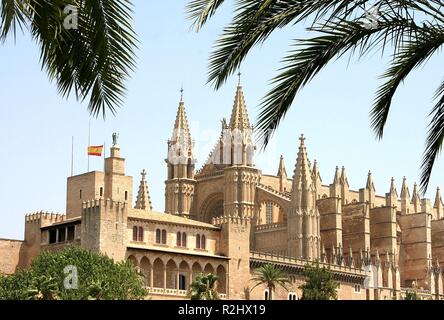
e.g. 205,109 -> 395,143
0,246 -> 147,300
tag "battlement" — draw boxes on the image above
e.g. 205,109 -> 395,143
212,215 -> 250,226
81,198 -> 128,212
25,211 -> 65,224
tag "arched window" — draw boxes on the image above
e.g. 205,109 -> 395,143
100,187 -> 103,197
161,229 -> 167,244
201,235 -> 206,250
176,232 -> 181,247
182,232 -> 187,247
132,226 -> 138,241
196,234 -> 201,249
264,289 -> 269,300
79,189 -> 82,199
125,191 -> 128,201
138,227 -> 144,242
155,229 -> 161,244
266,202 -> 273,224
179,274 -> 187,290
288,293 -> 298,300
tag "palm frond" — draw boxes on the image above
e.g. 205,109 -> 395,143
370,26 -> 444,139
186,0 -> 225,32
420,82 -> 444,193
1,0 -> 137,117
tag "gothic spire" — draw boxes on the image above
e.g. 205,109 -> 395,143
401,177 -> 410,199
333,166 -> 341,185
292,134 -> 313,195
390,177 -> 398,196
229,83 -> 251,131
412,182 -> 421,210
435,187 -> 443,208
340,166 -> 349,187
135,169 -> 152,211
170,95 -> 194,159
312,160 -> 321,181
434,187 -> 443,219
277,155 -> 287,178
366,170 -> 375,191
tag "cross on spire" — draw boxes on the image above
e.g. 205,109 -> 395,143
180,85 -> 184,102
237,71 -> 241,85
141,169 -> 146,180
299,134 -> 305,144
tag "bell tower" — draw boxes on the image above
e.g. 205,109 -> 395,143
165,90 -> 196,217
223,79 -> 260,219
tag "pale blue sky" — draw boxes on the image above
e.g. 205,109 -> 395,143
0,1 -> 443,240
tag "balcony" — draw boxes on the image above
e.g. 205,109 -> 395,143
147,287 -> 227,299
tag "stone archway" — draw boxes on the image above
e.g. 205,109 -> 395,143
200,193 -> 224,223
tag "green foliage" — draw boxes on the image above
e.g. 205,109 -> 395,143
187,273 -> 220,300
299,262 -> 338,300
251,264 -> 290,300
187,0 -> 444,194
403,291 -> 419,300
0,246 -> 147,300
0,0 -> 137,117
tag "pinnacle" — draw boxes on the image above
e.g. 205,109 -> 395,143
229,84 -> 251,131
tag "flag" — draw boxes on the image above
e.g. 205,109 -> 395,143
87,145 -> 104,156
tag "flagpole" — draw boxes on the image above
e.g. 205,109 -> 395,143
87,119 -> 91,172
103,141 -> 106,171
71,136 -> 74,176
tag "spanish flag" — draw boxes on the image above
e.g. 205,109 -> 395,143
87,145 -> 104,156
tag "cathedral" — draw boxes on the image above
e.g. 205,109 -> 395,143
1,81 -> 444,300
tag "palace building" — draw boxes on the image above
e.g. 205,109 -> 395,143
1,82 -> 444,300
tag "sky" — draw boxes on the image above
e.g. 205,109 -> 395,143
0,1 -> 443,240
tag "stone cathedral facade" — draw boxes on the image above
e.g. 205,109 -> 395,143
1,82 -> 444,300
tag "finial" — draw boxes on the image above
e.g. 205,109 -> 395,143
180,85 -> 184,102
237,71 -> 241,86
141,169 -> 146,180
299,134 -> 305,144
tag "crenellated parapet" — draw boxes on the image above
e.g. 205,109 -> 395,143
212,215 -> 250,227
25,211 -> 65,226
82,198 -> 127,213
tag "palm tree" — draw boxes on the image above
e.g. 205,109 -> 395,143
250,263 -> 291,300
187,273 -> 220,300
299,262 -> 338,300
186,0 -> 444,194
0,0 -> 137,117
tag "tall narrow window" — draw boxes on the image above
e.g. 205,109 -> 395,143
196,234 -> 201,249
79,189 -> 82,199
125,191 -> 128,201
201,235 -> 206,250
100,187 -> 103,197
132,226 -> 138,241
176,232 -> 181,247
266,202 -> 273,224
264,290 -> 269,300
182,232 -> 187,247
138,227 -> 144,242
155,229 -> 161,244
161,229 -> 167,244
179,274 -> 186,290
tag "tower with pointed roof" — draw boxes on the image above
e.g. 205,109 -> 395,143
165,92 -> 196,217
135,169 -> 152,211
277,155 -> 287,193
223,81 -> 259,219
287,135 -> 320,259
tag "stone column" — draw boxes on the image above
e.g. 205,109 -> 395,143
163,265 -> 167,290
